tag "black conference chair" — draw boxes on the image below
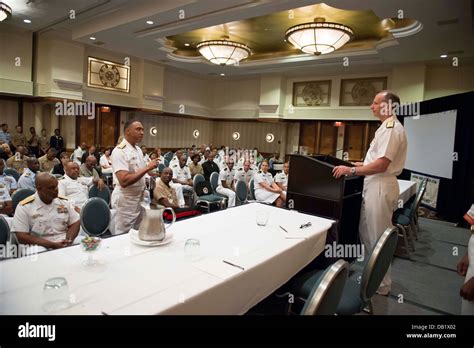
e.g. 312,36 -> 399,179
291,227 -> 398,315
299,259 -> 349,315
11,188 -> 35,212
88,185 -> 111,205
4,168 -> 20,182
80,197 -> 111,236
235,180 -> 248,205
0,215 -> 10,246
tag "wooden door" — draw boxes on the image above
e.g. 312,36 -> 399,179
99,108 -> 119,150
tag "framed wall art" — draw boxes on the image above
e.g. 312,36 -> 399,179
339,77 -> 387,106
292,80 -> 331,107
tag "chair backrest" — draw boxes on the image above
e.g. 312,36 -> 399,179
88,185 -> 111,205
80,197 -> 111,236
360,227 -> 398,302
301,259 -> 349,315
210,172 -> 219,191
235,180 -> 247,204
413,178 -> 428,213
4,168 -> 20,182
158,163 -> 165,173
193,173 -> 205,188
249,179 -> 256,200
11,188 -> 35,212
0,215 -> 10,246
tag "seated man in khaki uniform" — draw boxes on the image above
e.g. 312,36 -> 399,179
11,172 -> 81,252
38,148 -> 60,173
154,168 -> 185,210
6,145 -> 28,174
79,155 -> 100,179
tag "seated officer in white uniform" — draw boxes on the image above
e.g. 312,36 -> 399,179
216,159 -> 236,208
234,160 -> 255,189
58,161 -> 106,210
0,158 -> 17,194
253,159 -> 285,208
18,157 -> 39,191
274,161 -> 289,198
169,150 -> 183,168
172,155 -> 194,199
11,172 -> 81,251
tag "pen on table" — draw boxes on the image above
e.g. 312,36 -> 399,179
279,225 -> 289,233
223,260 -> 245,271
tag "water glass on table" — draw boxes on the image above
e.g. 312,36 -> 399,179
256,210 -> 269,226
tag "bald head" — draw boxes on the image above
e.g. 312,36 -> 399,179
36,172 -> 58,204
65,161 -> 80,179
85,155 -> 97,170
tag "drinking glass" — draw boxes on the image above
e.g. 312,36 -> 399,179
256,210 -> 269,226
42,277 -> 70,313
184,239 -> 201,261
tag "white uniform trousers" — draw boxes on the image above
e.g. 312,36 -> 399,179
169,182 -> 186,207
359,175 -> 399,289
111,186 -> 145,235
216,186 -> 236,208
461,234 -> 474,315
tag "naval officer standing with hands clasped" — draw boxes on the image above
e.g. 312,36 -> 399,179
333,91 -> 407,295
111,119 -> 159,235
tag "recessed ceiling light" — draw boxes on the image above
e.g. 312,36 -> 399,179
220,73 -> 225,76
440,54 -> 448,58
89,37 -> 96,40
184,43 -> 190,47
146,20 -> 154,25
23,19 -> 31,23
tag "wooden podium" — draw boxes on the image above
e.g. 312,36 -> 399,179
287,154 -> 363,247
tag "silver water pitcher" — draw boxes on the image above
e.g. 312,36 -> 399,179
138,207 -> 176,241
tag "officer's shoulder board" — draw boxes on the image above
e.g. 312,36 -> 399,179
258,170 -> 262,174
58,195 -> 68,201
24,172 -> 31,177
20,195 -> 35,205
386,120 -> 395,128
224,168 -> 228,171
117,141 -> 126,149
238,167 -> 243,171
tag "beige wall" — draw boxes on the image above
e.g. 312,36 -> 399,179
424,65 -> 474,100
0,28 -> 33,95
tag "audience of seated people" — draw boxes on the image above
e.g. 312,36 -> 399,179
1,126 -> 292,256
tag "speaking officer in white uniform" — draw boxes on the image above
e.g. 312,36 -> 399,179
333,91 -> 407,295
111,120 -> 158,235
216,159 -> 236,208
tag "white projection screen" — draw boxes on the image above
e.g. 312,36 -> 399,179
404,110 -> 457,179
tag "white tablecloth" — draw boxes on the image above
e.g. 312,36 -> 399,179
398,179 -> 417,206
0,203 -> 333,315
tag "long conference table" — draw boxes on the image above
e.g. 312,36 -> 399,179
0,203 -> 334,315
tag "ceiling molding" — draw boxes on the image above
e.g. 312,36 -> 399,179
53,79 -> 83,90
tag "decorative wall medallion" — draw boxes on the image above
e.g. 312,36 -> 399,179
293,80 -> 331,107
340,77 -> 387,106
87,57 -> 130,93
